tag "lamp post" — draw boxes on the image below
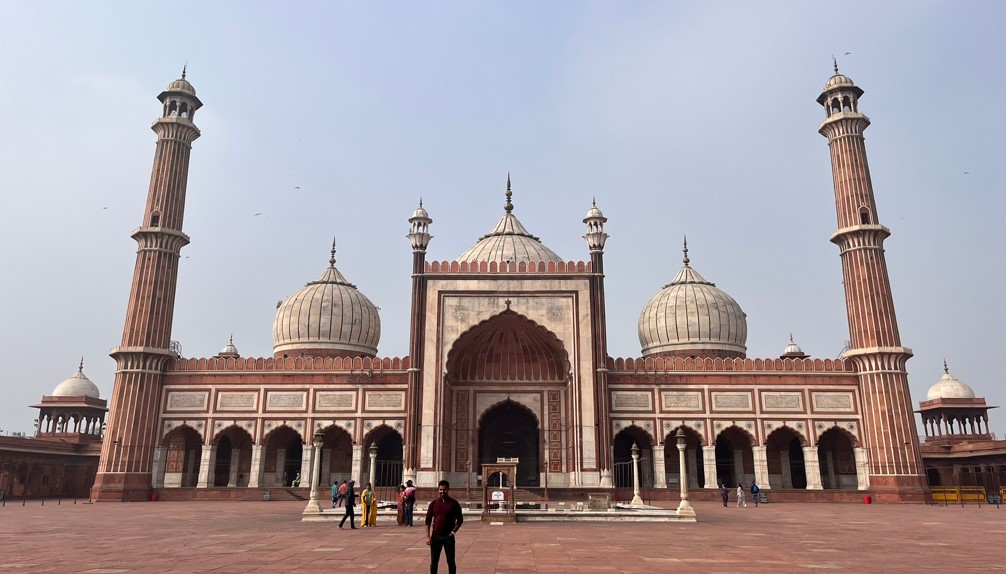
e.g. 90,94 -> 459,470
368,443 -> 378,492
630,442 -> 644,506
303,428 -> 325,515
675,429 -> 695,517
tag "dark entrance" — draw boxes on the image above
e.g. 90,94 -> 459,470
478,400 -> 539,487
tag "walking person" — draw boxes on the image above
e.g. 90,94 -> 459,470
361,483 -> 377,527
751,482 -> 760,507
719,484 -> 728,507
404,480 -> 417,526
336,480 -> 348,507
339,480 -> 356,529
331,481 -> 339,509
425,480 -> 463,574
736,484 -> 747,507
396,484 -> 406,526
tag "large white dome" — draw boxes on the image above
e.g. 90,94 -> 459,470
273,247 -> 381,358
456,178 -> 563,264
638,246 -> 747,358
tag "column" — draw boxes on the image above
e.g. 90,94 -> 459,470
248,445 -> 263,488
702,446 -> 718,488
802,447 -> 823,490
752,446 -> 770,490
733,449 -> 745,486
275,450 -> 286,486
853,447 -> 871,490
780,451 -> 792,488
675,436 -> 695,517
652,445 -> 667,488
227,450 -> 240,487
368,446 -> 378,488
151,447 -> 167,489
299,444 -> 312,486
196,444 -> 217,488
351,443 -> 363,485
687,449 -> 699,488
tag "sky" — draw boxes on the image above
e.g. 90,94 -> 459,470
0,1 -> 1002,437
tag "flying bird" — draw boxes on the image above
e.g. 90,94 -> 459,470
254,212 -> 262,216
844,52 -> 852,55
294,186 -> 301,189
964,171 -> 970,175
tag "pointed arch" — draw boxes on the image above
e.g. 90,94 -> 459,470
817,426 -> 859,490
613,425 -> 654,489
664,425 -> 706,490
765,426 -> 807,489
714,425 -> 755,488
162,425 -> 202,488
446,309 -> 570,383
477,399 -> 541,486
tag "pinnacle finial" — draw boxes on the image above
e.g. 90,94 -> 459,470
789,332 -> 794,343
329,238 -> 337,267
504,173 -> 513,214
682,236 -> 690,267
229,333 -> 234,345
78,357 -> 84,373
182,64 -> 187,80
419,196 -> 424,208
832,56 -> 838,75
592,196 -> 597,207
943,358 -> 949,374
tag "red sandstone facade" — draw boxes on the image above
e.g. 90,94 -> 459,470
87,67 -> 938,503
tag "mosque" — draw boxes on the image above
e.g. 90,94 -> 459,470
9,66 -> 989,505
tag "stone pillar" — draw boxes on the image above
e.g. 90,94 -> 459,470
151,447 -> 167,489
228,450 -> 240,487
275,450 -> 286,486
686,448 -> 699,488
824,451 -> 837,489
752,446 -> 770,490
197,444 -> 217,488
733,449 -> 745,486
702,446 -> 718,488
802,447 -> 823,490
351,443 -> 364,486
780,450 -> 792,488
299,444 -> 311,486
675,432 -> 695,517
854,447 -> 871,490
248,445 -> 263,488
303,434 -> 324,515
368,445 -> 378,488
652,445 -> 667,488
630,443 -> 644,505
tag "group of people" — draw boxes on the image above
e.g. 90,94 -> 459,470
719,482 -> 761,507
329,477 -> 464,574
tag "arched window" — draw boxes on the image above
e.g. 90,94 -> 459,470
150,210 -> 161,227
859,206 -> 871,225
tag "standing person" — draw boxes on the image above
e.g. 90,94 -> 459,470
339,480 -> 356,529
719,484 -> 728,507
361,483 -> 377,527
396,484 -> 407,526
331,481 -> 339,509
404,480 -> 417,526
425,480 -> 463,574
751,482 -> 760,507
736,484 -> 747,508
337,480 -> 348,507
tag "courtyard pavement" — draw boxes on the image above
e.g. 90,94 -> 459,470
1,497 -> 1003,573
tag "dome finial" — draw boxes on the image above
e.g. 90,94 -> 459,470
78,356 -> 84,373
832,55 -> 838,74
229,333 -> 234,345
789,332 -> 794,343
329,238 -> 337,268
504,173 -> 513,214
592,196 -> 597,207
182,64 -> 187,80
682,236 -> 690,267
419,196 -> 424,208
943,358 -> 949,374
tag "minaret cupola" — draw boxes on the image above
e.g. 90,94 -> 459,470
407,199 -> 433,252
582,198 -> 608,253
158,66 -> 202,121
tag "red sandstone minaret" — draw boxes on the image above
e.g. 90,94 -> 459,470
91,69 -> 202,502
817,62 -> 927,501
583,199 -> 612,486
404,198 -> 432,482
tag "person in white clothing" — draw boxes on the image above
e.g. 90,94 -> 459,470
736,485 -> 747,507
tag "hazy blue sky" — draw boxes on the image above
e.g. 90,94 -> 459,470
0,1 -> 1002,437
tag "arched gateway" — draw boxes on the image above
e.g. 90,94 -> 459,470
444,308 -> 570,488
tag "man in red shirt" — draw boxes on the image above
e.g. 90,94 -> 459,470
425,480 -> 463,574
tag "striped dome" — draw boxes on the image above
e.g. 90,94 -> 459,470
272,247 -> 381,358
638,245 -> 747,358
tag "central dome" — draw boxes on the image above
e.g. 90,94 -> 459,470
638,242 -> 747,358
456,177 -> 563,264
273,244 -> 381,358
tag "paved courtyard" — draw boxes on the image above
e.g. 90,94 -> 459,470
1,498 -> 1003,573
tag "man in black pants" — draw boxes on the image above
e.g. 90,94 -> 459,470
425,480 -> 463,574
339,480 -> 356,529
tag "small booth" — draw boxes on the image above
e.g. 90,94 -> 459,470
481,458 -> 518,523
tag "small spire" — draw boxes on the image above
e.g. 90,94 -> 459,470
419,197 -> 424,208
329,238 -> 337,268
943,358 -> 949,374
504,173 -> 513,214
229,333 -> 234,345
592,196 -> 597,207
182,64 -> 187,80
682,236 -> 690,267
832,55 -> 838,75
504,299 -> 512,310
789,332 -> 795,343
78,357 -> 84,373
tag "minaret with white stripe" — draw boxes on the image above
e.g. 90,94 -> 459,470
817,62 -> 927,501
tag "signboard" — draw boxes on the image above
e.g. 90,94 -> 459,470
491,490 -> 505,502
